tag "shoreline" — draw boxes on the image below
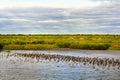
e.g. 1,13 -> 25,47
0,48 -> 112,51
1,47 -> 120,51
1,49 -> 120,57
1,48 -> 120,54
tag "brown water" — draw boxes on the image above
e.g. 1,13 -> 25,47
0,50 -> 120,80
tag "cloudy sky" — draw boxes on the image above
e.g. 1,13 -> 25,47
0,0 -> 120,34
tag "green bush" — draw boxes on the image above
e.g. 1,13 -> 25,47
32,40 -> 45,44
0,44 -> 4,49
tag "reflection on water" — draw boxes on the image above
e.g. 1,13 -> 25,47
0,50 -> 120,80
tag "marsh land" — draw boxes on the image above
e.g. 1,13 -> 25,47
0,34 -> 120,50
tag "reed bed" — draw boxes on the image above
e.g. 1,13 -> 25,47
13,53 -> 120,70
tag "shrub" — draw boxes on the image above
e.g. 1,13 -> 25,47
0,44 -> 4,49
32,40 -> 45,44
37,40 -> 45,44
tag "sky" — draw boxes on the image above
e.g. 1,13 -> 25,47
0,0 -> 109,9
0,0 -> 120,34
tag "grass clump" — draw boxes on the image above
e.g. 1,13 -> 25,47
70,43 -> 110,50
56,41 -> 71,48
56,41 -> 110,50
3,44 -> 58,50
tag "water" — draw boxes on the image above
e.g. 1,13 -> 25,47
0,50 -> 120,80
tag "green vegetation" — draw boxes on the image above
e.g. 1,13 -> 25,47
0,34 -> 120,50
3,44 -> 58,50
0,44 -> 4,49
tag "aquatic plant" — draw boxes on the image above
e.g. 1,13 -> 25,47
14,53 -> 120,70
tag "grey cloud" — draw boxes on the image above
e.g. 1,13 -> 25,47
0,1 -> 120,34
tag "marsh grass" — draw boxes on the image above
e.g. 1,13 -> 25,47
0,34 -> 120,50
70,43 -> 110,50
3,44 -> 58,50
56,41 -> 110,50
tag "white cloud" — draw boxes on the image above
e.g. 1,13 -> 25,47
0,18 -> 30,22
0,0 -> 110,9
0,0 -> 119,34
37,20 -> 59,23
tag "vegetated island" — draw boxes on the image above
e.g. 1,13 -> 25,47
0,34 -> 120,50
